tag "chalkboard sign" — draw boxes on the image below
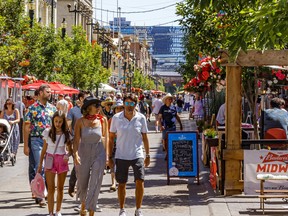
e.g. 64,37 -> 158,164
167,131 -> 199,185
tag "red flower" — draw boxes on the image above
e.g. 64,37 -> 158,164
215,68 -> 221,74
276,70 -> 285,80
199,71 -> 210,81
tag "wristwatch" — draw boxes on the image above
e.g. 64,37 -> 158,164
146,154 -> 150,158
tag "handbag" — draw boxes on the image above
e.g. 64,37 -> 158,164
45,134 -> 63,169
31,173 -> 47,198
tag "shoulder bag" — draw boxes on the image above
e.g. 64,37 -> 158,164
45,134 -> 63,169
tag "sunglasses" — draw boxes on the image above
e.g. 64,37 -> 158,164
125,101 -> 135,106
93,104 -> 101,108
106,103 -> 113,106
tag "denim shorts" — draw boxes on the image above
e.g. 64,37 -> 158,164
45,153 -> 69,174
162,127 -> 176,139
115,158 -> 145,183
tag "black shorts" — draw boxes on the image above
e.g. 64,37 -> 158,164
115,158 -> 145,183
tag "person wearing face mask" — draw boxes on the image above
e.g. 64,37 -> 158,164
108,93 -> 150,216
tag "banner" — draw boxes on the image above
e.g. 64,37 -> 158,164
244,150 -> 288,194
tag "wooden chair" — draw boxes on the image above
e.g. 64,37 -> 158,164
264,128 -> 287,150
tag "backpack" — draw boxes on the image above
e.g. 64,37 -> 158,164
139,101 -> 147,115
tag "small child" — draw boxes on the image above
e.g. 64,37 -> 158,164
38,111 -> 72,216
0,124 -> 9,150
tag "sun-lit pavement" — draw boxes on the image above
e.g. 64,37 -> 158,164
1,111 -> 286,216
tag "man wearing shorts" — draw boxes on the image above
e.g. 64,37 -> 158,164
158,93 -> 183,155
108,93 -> 150,216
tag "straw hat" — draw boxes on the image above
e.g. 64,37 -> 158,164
81,96 -> 101,114
101,97 -> 116,107
162,93 -> 173,103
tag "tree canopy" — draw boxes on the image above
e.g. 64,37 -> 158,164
0,1 -> 111,90
176,0 -> 288,80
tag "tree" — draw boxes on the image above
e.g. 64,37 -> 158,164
0,0 -> 27,76
0,3 -> 110,91
177,0 -> 288,58
54,27 -> 110,90
176,0 -> 288,139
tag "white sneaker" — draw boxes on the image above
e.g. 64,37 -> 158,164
55,212 -> 62,216
119,208 -> 127,216
135,208 -> 143,216
96,204 -> 102,212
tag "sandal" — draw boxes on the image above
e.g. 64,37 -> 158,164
80,210 -> 87,216
110,185 -> 117,191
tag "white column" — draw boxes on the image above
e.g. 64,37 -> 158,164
35,0 -> 39,20
45,4 -> 49,26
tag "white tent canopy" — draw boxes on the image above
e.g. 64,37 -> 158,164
98,83 -> 116,93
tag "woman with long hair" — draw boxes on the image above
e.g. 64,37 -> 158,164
37,111 -> 73,216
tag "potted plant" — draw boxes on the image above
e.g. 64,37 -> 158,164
196,119 -> 205,133
203,128 -> 219,147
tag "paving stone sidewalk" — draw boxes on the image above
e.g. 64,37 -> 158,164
0,112 -> 287,216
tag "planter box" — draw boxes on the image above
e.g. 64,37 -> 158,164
205,138 -> 219,147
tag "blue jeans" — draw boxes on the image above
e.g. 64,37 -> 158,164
183,102 -> 190,111
29,137 -> 44,183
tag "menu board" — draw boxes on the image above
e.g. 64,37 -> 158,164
167,131 -> 199,184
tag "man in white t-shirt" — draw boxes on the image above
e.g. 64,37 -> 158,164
108,94 -> 150,216
151,94 -> 163,132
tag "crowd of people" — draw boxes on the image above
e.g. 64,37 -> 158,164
12,85 -> 196,216
9,86 -> 287,216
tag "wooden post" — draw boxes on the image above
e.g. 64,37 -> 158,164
225,66 -> 243,195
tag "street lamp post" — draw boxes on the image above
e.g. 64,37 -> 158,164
28,0 -> 35,28
67,3 -> 90,26
67,4 -> 78,26
61,18 -> 67,39
127,63 -> 134,92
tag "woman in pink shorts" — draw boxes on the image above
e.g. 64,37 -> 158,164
38,111 -> 73,216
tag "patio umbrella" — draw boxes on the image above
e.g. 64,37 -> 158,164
0,76 -> 11,110
98,83 -> 116,93
22,80 -> 48,90
48,82 -> 79,94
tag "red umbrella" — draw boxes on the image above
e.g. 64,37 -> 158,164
48,82 -> 79,94
22,80 -> 48,90
1,79 -> 17,88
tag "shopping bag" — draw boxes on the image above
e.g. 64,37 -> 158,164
31,173 -> 47,198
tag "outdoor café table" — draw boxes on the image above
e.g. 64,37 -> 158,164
217,123 -> 255,140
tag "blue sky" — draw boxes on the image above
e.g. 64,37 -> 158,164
93,0 -> 183,27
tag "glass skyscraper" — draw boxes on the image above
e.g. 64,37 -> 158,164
109,17 -> 185,77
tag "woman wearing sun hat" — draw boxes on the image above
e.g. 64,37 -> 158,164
158,93 -> 183,154
101,97 -> 116,120
73,96 -> 109,216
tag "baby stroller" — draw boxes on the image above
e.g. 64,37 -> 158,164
0,119 -> 16,167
